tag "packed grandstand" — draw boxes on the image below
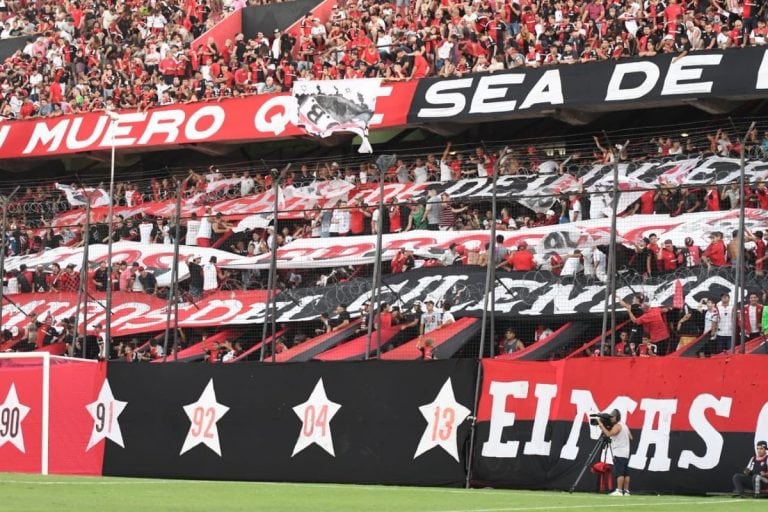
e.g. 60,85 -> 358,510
0,0 -> 767,117
0,0 -> 765,367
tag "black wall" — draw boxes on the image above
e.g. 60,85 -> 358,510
242,0 -> 322,39
103,360 -> 476,486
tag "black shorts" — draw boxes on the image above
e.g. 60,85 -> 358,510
613,456 -> 630,477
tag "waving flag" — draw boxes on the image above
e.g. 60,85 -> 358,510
293,79 -> 381,154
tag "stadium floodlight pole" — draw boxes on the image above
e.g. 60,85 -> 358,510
163,179 -> 183,362
72,198 -> 91,358
465,146 -> 505,489
733,122 -> 755,354
0,185 -> 20,337
104,109 -> 120,361
599,136 -> 620,357
365,162 -> 387,360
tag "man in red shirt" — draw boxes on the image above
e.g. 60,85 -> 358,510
638,190 -> 655,214
657,240 -> 679,272
620,299 -> 671,354
348,199 -> 368,235
508,242 -> 537,271
703,231 -> 727,268
410,51 -> 430,79
748,230 -> 767,276
57,264 -> 80,292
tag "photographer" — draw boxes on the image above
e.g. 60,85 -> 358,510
732,440 -> 768,497
597,409 -> 633,496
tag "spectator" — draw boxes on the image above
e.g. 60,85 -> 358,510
656,239 -> 680,272
57,263 -> 79,292
732,440 -> 768,498
416,337 -> 435,360
500,329 -> 525,354
703,231 -> 727,268
676,302 -> 704,349
187,254 -> 204,298
441,303 -> 455,327
748,230 -> 767,276
314,312 -> 331,336
420,299 -> 441,335
92,261 -> 108,292
638,334 -> 658,357
534,324 -> 553,343
186,213 -> 201,246
31,265 -> 49,293
620,299 -> 672,355
506,241 -> 537,271
136,267 -> 158,295
680,237 -> 702,268
440,243 -> 462,266
715,293 -> 734,353
197,209 -> 213,247
120,262 -> 137,292
425,189 -> 441,231
742,293 -> 763,341
331,304 -> 350,331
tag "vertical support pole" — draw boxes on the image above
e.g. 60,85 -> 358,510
366,165 -> 386,359
465,147 -> 504,489
41,352 -> 50,475
163,180 -> 183,361
733,122 -> 755,353
104,115 -> 118,361
72,199 -> 91,357
600,144 -> 620,356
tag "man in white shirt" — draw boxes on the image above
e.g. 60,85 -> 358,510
271,29 -> 282,60
568,193 -> 582,222
560,250 -> 583,278
240,171 -> 255,197
420,299 -> 442,335
412,158 -> 428,183
185,213 -> 201,246
599,409 -> 634,496
701,299 -> 720,354
196,211 -> 213,247
715,293 -> 733,354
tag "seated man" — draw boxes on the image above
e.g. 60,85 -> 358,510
733,440 -> 768,497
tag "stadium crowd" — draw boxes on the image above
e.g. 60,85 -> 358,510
1,0 -> 768,118
1,123 -> 767,360
1,126 -> 767,290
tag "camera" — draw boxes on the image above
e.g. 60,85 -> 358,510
589,412 -> 615,428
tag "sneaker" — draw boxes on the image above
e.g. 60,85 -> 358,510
609,489 -> 624,496
623,491 -> 630,496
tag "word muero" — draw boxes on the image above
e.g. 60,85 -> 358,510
481,380 -> 766,471
1,96 -> 303,157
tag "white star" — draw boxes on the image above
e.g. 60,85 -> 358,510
180,379 -> 230,457
292,378 -> 341,457
0,383 -> 31,453
414,378 -> 471,462
85,379 -> 128,451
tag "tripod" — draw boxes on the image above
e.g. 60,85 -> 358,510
569,434 -> 613,493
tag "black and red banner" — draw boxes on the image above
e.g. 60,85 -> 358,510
472,357 -> 767,494
408,47 -> 768,124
